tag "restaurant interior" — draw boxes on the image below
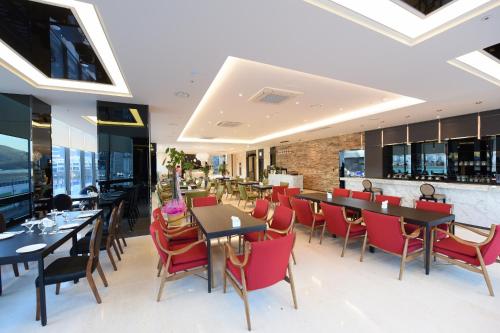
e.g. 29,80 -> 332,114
1,0 -> 500,332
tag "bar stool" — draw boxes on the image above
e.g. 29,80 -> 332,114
362,179 -> 383,196
419,183 -> 446,203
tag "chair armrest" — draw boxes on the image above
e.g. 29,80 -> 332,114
347,217 -> 363,225
167,239 -> 206,256
165,226 -> 198,238
455,223 -> 491,238
432,225 -> 496,247
224,242 -> 251,268
400,218 -> 422,239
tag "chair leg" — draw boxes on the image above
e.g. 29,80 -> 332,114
399,240 -> 409,281
116,238 -> 124,254
86,273 -> 102,304
55,283 -> 61,295
242,290 -> 251,331
291,250 -> 297,265
106,248 -> 118,271
35,287 -> 41,321
12,263 -> 19,277
319,223 -> 326,245
24,262 -> 29,270
341,234 -> 350,258
157,258 -> 163,277
477,248 -> 495,296
157,271 -> 168,302
288,263 -> 298,309
360,232 -> 368,262
96,263 -> 108,287
121,236 -> 127,247
308,222 -> 316,243
112,241 -> 122,261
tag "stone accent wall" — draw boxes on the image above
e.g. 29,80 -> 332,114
276,133 -> 364,191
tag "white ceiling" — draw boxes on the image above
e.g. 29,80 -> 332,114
0,0 -> 500,154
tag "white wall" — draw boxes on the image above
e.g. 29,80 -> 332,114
52,118 -> 97,152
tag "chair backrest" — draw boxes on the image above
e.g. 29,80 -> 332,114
277,193 -> 292,209
285,187 -> 300,197
352,191 -> 371,201
87,217 -> 104,273
0,212 -> 5,233
480,225 -> 500,265
362,179 -> 372,191
420,183 -> 435,197
225,180 -> 232,193
238,185 -> 248,200
290,198 -> 313,225
251,199 -> 269,220
107,206 -> 119,236
333,188 -> 350,198
192,195 -> 218,207
150,219 -> 169,265
152,207 -> 168,229
243,233 -> 295,291
320,202 -> 349,236
114,201 -> 125,234
215,185 -> 225,202
362,210 -> 405,254
53,194 -> 72,211
280,182 -> 289,187
270,186 -> 286,202
375,194 -> 402,206
270,205 -> 294,231
415,200 -> 452,214
185,190 -> 209,209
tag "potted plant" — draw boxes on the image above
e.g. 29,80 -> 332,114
201,162 -> 211,187
162,147 -> 185,199
218,162 -> 228,177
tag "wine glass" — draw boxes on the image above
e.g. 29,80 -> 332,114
38,221 -> 47,235
79,201 -> 85,211
23,219 -> 34,233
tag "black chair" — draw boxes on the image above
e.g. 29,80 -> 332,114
80,185 -> 98,195
36,217 -> 108,320
53,194 -> 72,211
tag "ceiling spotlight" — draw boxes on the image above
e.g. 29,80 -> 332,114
208,120 -> 212,125
295,101 -> 300,105
174,91 -> 190,98
481,16 -> 490,21
339,107 -> 344,111
219,110 -> 224,114
238,93 -> 243,97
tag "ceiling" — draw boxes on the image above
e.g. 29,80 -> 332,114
0,0 -> 499,154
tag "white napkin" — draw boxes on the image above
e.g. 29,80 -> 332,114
381,200 -> 388,209
231,216 -> 241,227
326,192 -> 333,199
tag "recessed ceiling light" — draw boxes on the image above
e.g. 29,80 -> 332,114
208,120 -> 212,125
295,101 -> 300,105
219,110 -> 224,114
339,107 -> 344,111
0,0 -> 131,96
481,15 -> 490,21
174,91 -> 190,98
238,93 -> 243,97
265,115 -> 271,119
304,0 -> 499,45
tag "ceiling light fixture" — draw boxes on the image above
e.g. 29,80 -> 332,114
174,91 -> 190,98
0,0 -> 131,96
82,108 -> 144,127
448,50 -> 500,87
304,0 -> 499,45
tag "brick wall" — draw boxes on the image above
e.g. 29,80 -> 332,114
276,132 -> 364,191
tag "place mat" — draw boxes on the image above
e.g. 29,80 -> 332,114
16,243 -> 47,253
0,232 -> 15,240
59,223 -> 80,230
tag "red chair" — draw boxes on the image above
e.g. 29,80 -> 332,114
351,191 -> 372,201
333,188 -> 350,198
413,200 -> 453,240
319,203 -> 366,257
150,220 -> 208,301
244,205 -> 295,242
374,194 -> 402,206
265,186 -> 286,206
285,187 -> 300,197
192,195 -> 218,207
290,198 -> 325,243
278,192 -> 292,209
250,199 -> 269,220
223,233 -> 297,330
432,224 -> 500,296
360,210 -> 423,280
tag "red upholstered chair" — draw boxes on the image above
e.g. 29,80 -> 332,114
360,210 -> 423,280
319,203 -> 366,257
290,198 -> 325,243
413,200 -> 453,240
265,186 -> 286,206
251,199 -> 269,220
223,233 -> 297,330
351,191 -> 372,201
432,224 -> 500,296
333,188 -> 350,198
192,195 -> 218,207
374,194 -> 402,206
285,187 -> 300,197
150,220 -> 208,302
278,192 -> 292,209
244,205 -> 295,244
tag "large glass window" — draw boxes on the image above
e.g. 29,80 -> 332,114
70,149 -> 82,194
84,151 -> 94,186
52,146 -> 66,195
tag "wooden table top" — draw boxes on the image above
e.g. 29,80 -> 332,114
296,192 -> 454,226
190,204 -> 266,238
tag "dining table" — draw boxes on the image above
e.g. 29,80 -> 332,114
190,204 -> 267,293
0,209 -> 103,326
251,184 -> 273,198
295,192 -> 455,275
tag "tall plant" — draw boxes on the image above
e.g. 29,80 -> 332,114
162,147 -> 186,199
218,162 -> 228,176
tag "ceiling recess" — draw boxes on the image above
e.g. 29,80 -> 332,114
216,121 -> 243,128
248,87 -> 303,104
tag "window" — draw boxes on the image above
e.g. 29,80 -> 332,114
84,151 -> 94,186
111,151 -> 132,179
52,145 -> 66,195
70,149 -> 82,194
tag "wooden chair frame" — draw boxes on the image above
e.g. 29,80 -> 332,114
319,206 -> 364,257
431,223 -> 499,296
223,240 -> 298,331
360,217 -> 423,280
264,211 -> 297,265
154,231 -> 207,302
305,201 -> 324,243
238,185 -> 257,210
156,225 -> 200,277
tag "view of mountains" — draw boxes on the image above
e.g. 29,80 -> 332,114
0,144 -> 29,170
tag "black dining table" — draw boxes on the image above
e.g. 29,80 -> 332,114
0,209 -> 103,326
190,204 -> 267,293
238,181 -> 259,186
251,184 -> 273,198
295,192 -> 455,275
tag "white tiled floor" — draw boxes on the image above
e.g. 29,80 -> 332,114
1,194 -> 500,332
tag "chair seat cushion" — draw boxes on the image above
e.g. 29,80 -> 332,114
169,242 -> 208,273
348,223 -> 366,237
433,237 -> 479,266
36,256 -> 89,286
226,255 -> 244,285
314,214 -> 325,224
407,238 -> 424,254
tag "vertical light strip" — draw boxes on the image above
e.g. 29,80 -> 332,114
477,114 -> 481,139
438,119 -> 442,143
360,132 -> 364,149
381,129 -> 384,147
406,125 -> 410,145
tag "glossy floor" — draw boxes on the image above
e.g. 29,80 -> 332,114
1,196 -> 500,332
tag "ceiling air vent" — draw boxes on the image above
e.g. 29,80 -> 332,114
216,121 -> 243,128
249,87 -> 303,104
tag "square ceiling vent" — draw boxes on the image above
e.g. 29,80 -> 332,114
249,87 -> 303,104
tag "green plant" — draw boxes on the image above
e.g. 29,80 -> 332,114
201,163 -> 211,177
218,162 -> 228,176
162,147 -> 186,199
